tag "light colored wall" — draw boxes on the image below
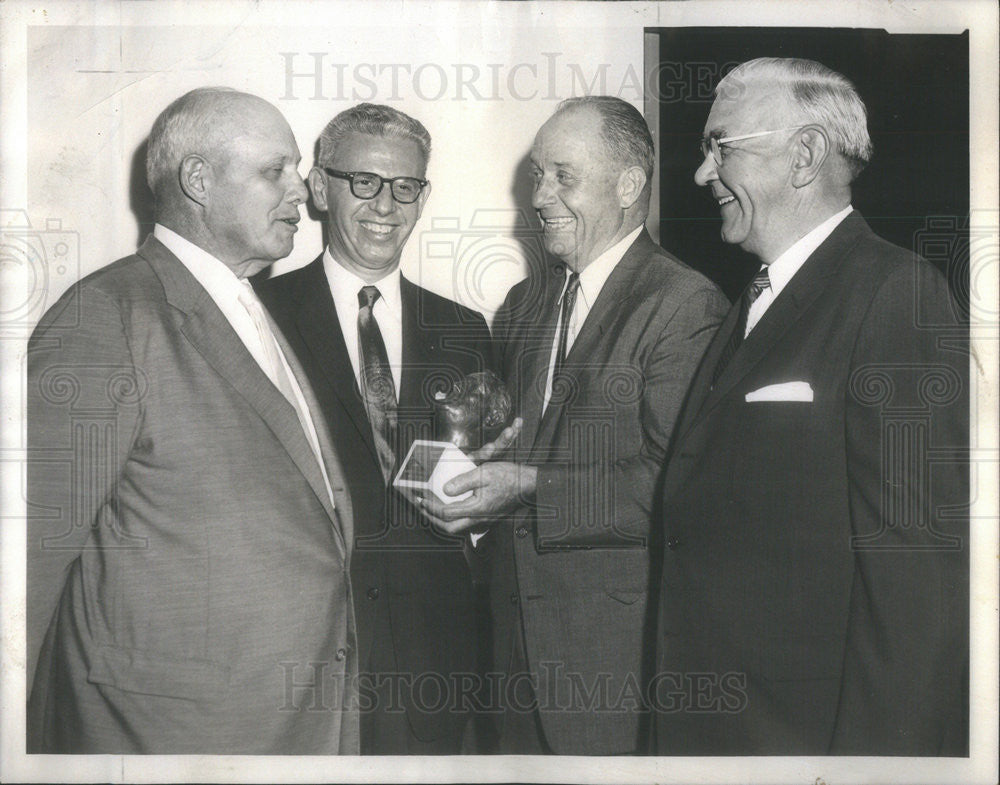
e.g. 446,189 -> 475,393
23,7 -> 647,322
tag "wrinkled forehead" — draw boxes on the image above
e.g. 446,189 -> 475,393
705,78 -> 794,136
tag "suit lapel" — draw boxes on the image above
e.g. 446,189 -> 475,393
398,277 -> 437,411
671,301 -> 741,444
518,274 -> 562,457
137,237 -> 342,532
289,259 -> 380,466
691,211 -> 867,424
270,320 -> 351,560
532,231 -> 651,450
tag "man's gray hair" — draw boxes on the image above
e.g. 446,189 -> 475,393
145,86 -> 244,204
719,57 -> 873,177
317,103 -> 431,168
557,95 -> 655,180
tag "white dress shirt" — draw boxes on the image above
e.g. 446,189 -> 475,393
542,225 -> 643,412
153,223 -> 335,507
746,205 -> 853,336
323,248 -> 403,399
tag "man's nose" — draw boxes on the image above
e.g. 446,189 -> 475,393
531,176 -> 554,210
287,172 -> 309,204
694,153 -> 717,187
370,182 -> 397,215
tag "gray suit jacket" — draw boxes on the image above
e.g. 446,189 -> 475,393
486,230 -> 728,753
26,236 -> 359,754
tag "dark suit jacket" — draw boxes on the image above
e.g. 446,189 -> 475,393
654,212 -> 969,755
27,236 -> 358,754
255,255 -> 493,752
486,229 -> 728,754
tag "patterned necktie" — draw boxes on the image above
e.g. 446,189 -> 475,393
553,271 -> 581,378
357,285 -> 398,483
713,267 -> 771,385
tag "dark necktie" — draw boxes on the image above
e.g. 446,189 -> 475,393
553,271 -> 581,378
357,285 -> 398,482
713,267 -> 771,385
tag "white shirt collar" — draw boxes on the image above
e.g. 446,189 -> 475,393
764,206 -> 853,298
564,225 -> 643,307
153,223 -> 247,305
322,247 -> 402,315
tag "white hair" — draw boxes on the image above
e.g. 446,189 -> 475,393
718,57 -> 873,178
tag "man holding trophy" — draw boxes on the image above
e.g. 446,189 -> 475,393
255,104 -> 493,754
421,96 -> 729,754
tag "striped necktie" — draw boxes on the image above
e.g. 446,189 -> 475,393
713,267 -> 771,385
357,285 -> 398,483
553,271 -> 581,377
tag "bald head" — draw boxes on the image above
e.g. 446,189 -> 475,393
145,87 -> 308,277
146,88 -> 285,209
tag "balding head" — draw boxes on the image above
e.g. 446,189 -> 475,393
146,88 -> 281,209
145,87 -> 308,277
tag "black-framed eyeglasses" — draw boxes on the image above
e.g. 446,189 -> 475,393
699,127 -> 803,166
323,168 -> 428,204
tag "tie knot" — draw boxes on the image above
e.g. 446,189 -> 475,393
749,268 -> 771,300
359,285 -> 382,310
238,280 -> 263,312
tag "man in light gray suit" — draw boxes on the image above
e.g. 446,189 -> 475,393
26,87 -> 358,753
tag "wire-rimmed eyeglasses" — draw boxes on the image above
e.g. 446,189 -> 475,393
699,127 -> 802,166
323,168 -> 428,204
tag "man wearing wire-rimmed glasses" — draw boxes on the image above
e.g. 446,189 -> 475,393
255,103 -> 494,754
653,57 -> 968,756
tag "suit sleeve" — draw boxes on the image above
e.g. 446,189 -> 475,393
533,283 -> 729,548
832,262 -> 969,754
26,283 -> 141,691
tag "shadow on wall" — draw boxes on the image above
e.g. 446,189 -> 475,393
129,139 -> 154,248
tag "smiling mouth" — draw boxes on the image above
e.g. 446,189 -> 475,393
359,221 -> 397,236
716,195 -> 736,207
541,216 -> 574,230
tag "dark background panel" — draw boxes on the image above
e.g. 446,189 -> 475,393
650,28 -> 969,306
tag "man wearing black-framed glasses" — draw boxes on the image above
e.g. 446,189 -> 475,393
254,103 -> 494,754
654,57 -> 968,757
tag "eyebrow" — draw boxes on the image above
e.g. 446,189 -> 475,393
262,153 -> 301,166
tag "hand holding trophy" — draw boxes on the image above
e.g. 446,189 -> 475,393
394,370 -> 519,506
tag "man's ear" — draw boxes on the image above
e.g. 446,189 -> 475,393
790,125 -> 830,188
617,166 -> 647,209
179,154 -> 210,206
307,167 -> 328,212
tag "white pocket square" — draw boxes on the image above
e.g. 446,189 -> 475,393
745,381 -> 814,402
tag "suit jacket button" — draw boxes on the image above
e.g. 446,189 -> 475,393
335,648 -> 347,661
666,536 -> 681,550
366,586 -> 380,600
515,525 -> 529,538
509,592 -> 519,605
